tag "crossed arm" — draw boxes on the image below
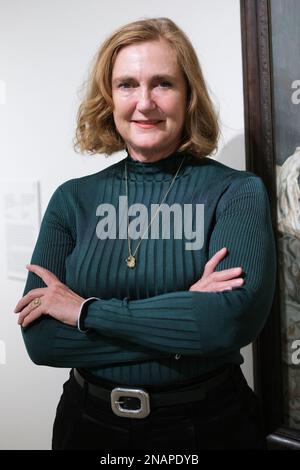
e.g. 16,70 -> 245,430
15,177 -> 276,366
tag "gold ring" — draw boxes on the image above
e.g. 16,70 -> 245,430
32,297 -> 41,308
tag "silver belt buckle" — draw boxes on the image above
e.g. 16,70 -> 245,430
111,387 -> 150,419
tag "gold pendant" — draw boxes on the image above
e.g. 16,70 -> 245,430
126,255 -> 136,268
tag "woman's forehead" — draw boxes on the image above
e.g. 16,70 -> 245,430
112,40 -> 180,78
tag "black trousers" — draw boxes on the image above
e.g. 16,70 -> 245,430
52,365 -> 267,450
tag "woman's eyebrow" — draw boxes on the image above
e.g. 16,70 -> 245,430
112,76 -> 135,84
112,74 -> 175,85
151,74 -> 175,81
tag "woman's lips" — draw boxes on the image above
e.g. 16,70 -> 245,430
132,120 -> 163,129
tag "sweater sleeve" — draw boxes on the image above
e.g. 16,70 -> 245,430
21,185 -> 170,367
82,176 -> 277,357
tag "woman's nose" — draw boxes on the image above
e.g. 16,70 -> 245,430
136,88 -> 156,112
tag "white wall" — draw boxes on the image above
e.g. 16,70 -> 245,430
0,0 -> 248,450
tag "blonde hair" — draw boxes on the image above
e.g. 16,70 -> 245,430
74,17 -> 219,157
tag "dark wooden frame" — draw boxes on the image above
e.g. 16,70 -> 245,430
240,0 -> 300,449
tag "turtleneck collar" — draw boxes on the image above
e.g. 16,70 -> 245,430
124,149 -> 192,182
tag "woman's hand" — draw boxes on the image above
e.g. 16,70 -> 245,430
14,265 -> 85,328
189,247 -> 244,292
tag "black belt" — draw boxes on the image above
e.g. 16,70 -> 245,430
73,367 -> 230,419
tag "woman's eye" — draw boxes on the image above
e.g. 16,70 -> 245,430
159,81 -> 172,88
118,83 -> 132,89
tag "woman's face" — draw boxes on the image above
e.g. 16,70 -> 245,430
112,39 -> 187,162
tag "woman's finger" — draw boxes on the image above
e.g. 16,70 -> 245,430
17,298 -> 44,325
14,288 -> 47,313
26,264 -> 60,287
190,276 -> 244,292
203,278 -> 244,292
208,267 -> 243,282
203,247 -> 228,276
20,307 -> 44,328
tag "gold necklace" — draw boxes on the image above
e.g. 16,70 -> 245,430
124,155 -> 186,268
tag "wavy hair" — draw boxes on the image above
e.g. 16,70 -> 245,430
74,17 -> 219,157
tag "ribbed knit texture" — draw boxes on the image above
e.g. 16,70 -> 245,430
21,151 -> 276,386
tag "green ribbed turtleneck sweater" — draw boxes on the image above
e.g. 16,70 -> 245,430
21,152 -> 276,386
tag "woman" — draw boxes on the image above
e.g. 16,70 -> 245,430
15,18 -> 276,450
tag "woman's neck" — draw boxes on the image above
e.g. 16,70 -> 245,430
126,142 -> 181,163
